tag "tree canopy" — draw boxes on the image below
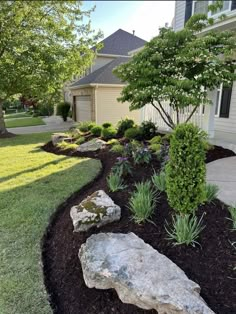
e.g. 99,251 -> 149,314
0,1 -> 101,134
114,10 -> 236,129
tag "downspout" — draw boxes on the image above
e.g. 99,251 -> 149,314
94,85 -> 98,124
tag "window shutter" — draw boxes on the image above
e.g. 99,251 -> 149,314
185,0 -> 193,24
219,86 -> 232,118
231,0 -> 236,11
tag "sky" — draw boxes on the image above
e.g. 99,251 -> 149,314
82,1 -> 175,41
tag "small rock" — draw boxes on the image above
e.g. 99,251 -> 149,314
70,190 -> 121,232
51,133 -> 71,146
79,233 -> 215,314
77,139 -> 106,152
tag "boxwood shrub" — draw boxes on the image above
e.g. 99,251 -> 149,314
101,126 -> 117,140
165,123 -> 206,214
124,127 -> 142,140
91,125 -> 102,137
117,118 -> 135,136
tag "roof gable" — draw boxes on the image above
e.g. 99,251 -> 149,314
70,57 -> 130,87
96,29 -> 146,56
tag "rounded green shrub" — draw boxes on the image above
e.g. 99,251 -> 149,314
149,135 -> 162,145
78,121 -> 95,132
140,120 -> 158,140
110,144 -> 124,154
102,122 -> 112,128
149,143 -> 161,152
117,118 -> 135,136
124,127 -> 142,140
57,102 -> 71,121
101,126 -> 117,140
165,123 -> 206,214
91,125 -> 102,137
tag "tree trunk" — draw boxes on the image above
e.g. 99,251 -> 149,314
0,99 -> 7,134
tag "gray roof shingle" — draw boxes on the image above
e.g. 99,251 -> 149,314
70,57 -> 130,87
95,29 -> 146,56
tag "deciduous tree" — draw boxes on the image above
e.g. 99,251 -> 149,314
114,6 -> 236,129
0,1 -> 101,134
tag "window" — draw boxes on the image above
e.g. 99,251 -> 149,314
192,1 -> 209,14
209,0 -> 231,17
215,83 -> 232,118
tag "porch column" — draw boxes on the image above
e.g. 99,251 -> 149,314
202,89 -> 217,138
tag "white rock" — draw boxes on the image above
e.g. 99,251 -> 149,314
79,232 -> 215,314
77,139 -> 106,152
70,190 -> 121,232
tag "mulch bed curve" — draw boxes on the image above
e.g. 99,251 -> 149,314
41,142 -> 236,314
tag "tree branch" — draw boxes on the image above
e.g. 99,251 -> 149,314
185,105 -> 199,124
151,100 -> 174,129
157,100 -> 175,127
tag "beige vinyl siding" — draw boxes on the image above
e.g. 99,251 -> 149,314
173,0 -> 186,31
214,82 -> 236,140
96,86 -> 140,125
91,56 -> 115,72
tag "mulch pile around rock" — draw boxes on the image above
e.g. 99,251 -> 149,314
42,142 -> 236,314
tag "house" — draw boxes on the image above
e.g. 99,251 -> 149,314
143,0 -> 236,147
68,29 -> 146,125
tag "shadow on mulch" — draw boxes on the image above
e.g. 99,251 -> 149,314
41,142 -> 236,314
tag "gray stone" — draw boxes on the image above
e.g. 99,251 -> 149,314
79,233 -> 215,314
70,190 -> 121,232
51,133 -> 72,146
77,138 -> 106,152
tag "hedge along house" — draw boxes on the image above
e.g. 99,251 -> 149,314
69,29 -> 146,125
141,1 -> 236,151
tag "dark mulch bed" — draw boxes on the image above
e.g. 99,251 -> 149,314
42,142 -> 236,314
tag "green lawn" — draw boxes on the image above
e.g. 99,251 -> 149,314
5,117 -> 45,128
0,133 -> 101,314
4,112 -> 30,120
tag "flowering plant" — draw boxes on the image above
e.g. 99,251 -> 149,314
132,146 -> 152,165
112,157 -> 133,177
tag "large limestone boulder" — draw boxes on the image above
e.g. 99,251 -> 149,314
79,233 -> 215,314
70,190 -> 121,232
77,138 -> 106,152
51,133 -> 72,146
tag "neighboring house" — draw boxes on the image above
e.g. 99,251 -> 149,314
68,29 -> 146,125
143,0 -> 236,145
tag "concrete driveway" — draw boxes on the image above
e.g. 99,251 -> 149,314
206,156 -> 236,206
7,116 -> 76,134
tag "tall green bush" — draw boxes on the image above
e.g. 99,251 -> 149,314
57,102 -> 71,121
165,123 -> 206,214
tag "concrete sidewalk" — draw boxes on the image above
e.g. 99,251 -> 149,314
206,156 -> 236,206
7,116 -> 76,134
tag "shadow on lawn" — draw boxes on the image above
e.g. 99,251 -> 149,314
0,158 -> 100,313
0,156 -> 69,184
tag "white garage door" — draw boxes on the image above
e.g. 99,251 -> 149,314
75,95 -> 91,122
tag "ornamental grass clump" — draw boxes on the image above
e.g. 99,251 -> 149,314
152,171 -> 166,192
204,183 -> 219,204
166,123 -> 207,214
107,171 -> 127,192
228,206 -> 236,230
128,181 -> 157,224
165,214 -> 205,247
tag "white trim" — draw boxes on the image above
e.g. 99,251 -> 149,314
69,83 -> 126,90
96,53 -> 130,58
128,46 -> 145,56
214,84 -> 223,117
